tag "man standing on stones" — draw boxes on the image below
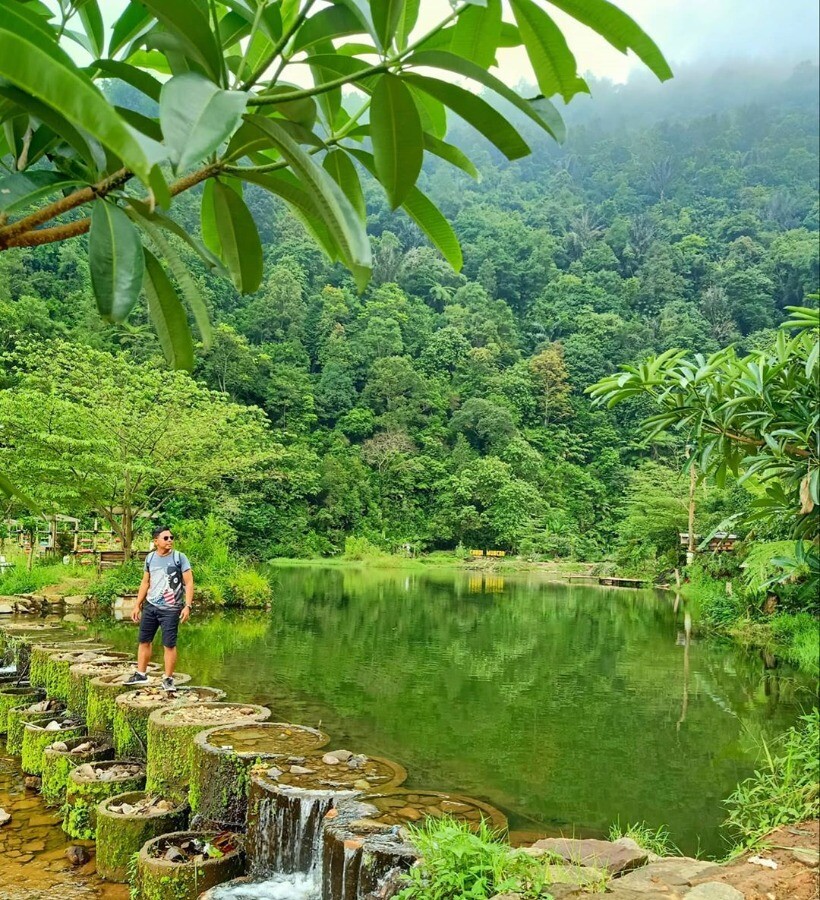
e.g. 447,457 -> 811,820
127,525 -> 193,690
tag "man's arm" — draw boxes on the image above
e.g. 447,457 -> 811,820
131,570 -> 150,623
180,569 -> 194,623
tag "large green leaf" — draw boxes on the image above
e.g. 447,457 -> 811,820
240,168 -> 339,260
132,212 -> 213,349
395,0 -> 419,49
76,0 -> 104,58
349,147 -> 462,270
371,0 -> 405,51
510,0 -> 588,101
407,50 -> 566,142
0,84 -> 104,171
138,0 -> 223,83
370,74 -> 422,209
212,180 -> 263,293
449,0 -> 502,68
91,59 -> 162,102
408,85 -> 447,139
200,178 -> 220,258
293,6 -> 368,52
423,134 -> 479,180
249,116 -> 371,278
109,2 -> 152,56
160,72 -> 247,173
143,248 -> 195,371
404,74 -> 530,160
0,171 -> 84,213
89,200 -> 145,323
407,50 -> 565,142
323,150 -> 366,221
0,0 -> 153,180
548,0 -> 672,82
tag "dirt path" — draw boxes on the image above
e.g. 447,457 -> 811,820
691,820 -> 819,900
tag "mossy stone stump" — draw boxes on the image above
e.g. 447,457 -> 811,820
136,831 -> 245,900
67,657 -> 145,719
87,670 -> 190,736
41,735 -> 114,806
191,722 -> 330,831
63,758 -> 146,840
113,686 -> 226,759
146,702 -> 271,805
0,684 -> 45,733
0,624 -> 63,665
21,716 -> 86,774
29,642 -> 111,692
247,750 -> 407,877
6,705 -> 60,756
321,790 -> 509,900
97,791 -> 189,882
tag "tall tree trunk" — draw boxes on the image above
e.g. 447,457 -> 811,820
686,456 -> 697,565
122,508 -> 133,562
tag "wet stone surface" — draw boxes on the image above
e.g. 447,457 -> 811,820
353,789 -> 507,830
205,723 -> 329,756
0,737 -> 128,900
258,750 -> 406,792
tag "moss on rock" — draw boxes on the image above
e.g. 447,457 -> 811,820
63,759 -> 146,840
190,722 -> 329,830
146,703 -> 270,806
41,736 -> 115,807
0,685 -> 44,734
97,791 -> 189,882
21,718 -> 86,775
135,831 -> 245,900
113,686 -> 226,760
87,671 -> 190,736
6,704 -> 61,756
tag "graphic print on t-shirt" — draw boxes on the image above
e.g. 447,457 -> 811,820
155,566 -> 182,606
146,551 -> 190,609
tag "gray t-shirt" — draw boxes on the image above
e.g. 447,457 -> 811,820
145,550 -> 191,609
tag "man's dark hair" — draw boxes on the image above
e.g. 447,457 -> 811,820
152,524 -> 171,538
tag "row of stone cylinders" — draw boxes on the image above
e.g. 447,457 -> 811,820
0,626 -> 507,900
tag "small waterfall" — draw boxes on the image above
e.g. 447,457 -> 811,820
250,787 -> 351,876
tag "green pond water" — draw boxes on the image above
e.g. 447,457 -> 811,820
90,566 -> 815,857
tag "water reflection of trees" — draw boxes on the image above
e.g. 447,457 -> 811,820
94,569 -> 812,857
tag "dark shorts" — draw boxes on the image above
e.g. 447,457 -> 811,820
138,603 -> 181,648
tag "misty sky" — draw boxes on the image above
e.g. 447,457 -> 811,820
503,0 -> 820,85
89,0 -> 820,87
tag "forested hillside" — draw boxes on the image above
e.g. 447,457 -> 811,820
1,63 -> 818,564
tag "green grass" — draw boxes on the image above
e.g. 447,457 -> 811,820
723,708 -> 819,852
395,818 -> 559,900
607,821 -> 680,857
0,562 -> 74,594
769,612 -> 820,677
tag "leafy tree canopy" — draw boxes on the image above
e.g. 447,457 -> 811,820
0,0 -> 671,368
0,341 -> 274,554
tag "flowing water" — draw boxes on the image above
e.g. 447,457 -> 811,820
89,566 -> 815,858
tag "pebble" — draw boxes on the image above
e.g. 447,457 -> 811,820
0,807 -> 11,826
65,845 -> 91,867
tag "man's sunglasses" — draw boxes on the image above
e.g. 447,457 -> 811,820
158,534 -> 174,540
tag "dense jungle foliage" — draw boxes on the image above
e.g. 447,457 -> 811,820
1,64 -> 818,574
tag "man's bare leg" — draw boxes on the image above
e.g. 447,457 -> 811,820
163,646 -> 177,678
137,641 -> 152,674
